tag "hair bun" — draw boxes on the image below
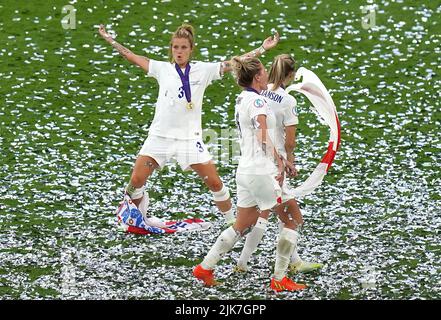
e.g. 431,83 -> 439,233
178,23 -> 194,37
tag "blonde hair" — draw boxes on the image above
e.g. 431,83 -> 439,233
169,23 -> 195,63
268,54 -> 296,91
231,56 -> 262,88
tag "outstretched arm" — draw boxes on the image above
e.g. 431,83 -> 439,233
221,31 -> 280,74
98,24 -> 150,73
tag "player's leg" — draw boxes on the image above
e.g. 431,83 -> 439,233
235,172 -> 285,271
124,134 -> 170,217
193,206 -> 260,286
125,155 -> 158,211
235,209 -> 271,272
275,199 -> 322,273
271,201 -> 306,292
190,161 -> 235,225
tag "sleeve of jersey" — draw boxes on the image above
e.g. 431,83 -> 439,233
147,59 -> 161,80
248,98 -> 269,120
204,62 -> 223,85
283,96 -> 299,126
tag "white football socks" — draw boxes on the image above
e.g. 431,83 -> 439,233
201,226 -> 240,270
138,191 -> 149,216
222,207 -> 235,225
290,248 -> 302,265
274,228 -> 300,280
279,220 -> 302,265
237,217 -> 268,269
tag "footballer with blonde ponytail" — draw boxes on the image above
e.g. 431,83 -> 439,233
231,56 -> 263,88
268,54 -> 296,91
235,53 -> 324,277
98,22 -> 280,238
194,54 -> 307,292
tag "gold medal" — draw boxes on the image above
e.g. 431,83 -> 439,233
187,101 -> 194,110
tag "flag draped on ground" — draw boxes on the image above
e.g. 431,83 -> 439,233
285,67 -> 341,198
116,194 -> 212,235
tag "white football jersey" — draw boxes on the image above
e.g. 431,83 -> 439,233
147,60 -> 222,140
260,84 -> 299,159
234,90 -> 278,175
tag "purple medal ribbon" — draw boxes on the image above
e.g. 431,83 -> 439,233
175,63 -> 193,109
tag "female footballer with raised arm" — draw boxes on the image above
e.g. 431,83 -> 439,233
98,23 -> 279,226
193,56 -> 306,292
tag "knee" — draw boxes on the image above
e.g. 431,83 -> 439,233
294,210 -> 304,227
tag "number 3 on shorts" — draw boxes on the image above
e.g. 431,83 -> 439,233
196,141 -> 204,153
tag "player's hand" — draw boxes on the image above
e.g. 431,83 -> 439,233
275,171 -> 285,187
98,24 -> 112,40
276,156 -> 285,186
262,31 -> 280,51
285,160 -> 298,178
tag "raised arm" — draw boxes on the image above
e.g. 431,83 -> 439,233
98,24 -> 150,73
221,31 -> 280,74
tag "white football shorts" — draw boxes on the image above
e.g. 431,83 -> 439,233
280,178 -> 295,203
139,135 -> 212,171
236,173 -> 282,211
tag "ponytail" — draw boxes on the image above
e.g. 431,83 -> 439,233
268,54 -> 296,91
231,56 -> 262,88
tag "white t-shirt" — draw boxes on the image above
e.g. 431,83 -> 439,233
147,59 -> 222,140
260,84 -> 298,159
234,90 -> 278,175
